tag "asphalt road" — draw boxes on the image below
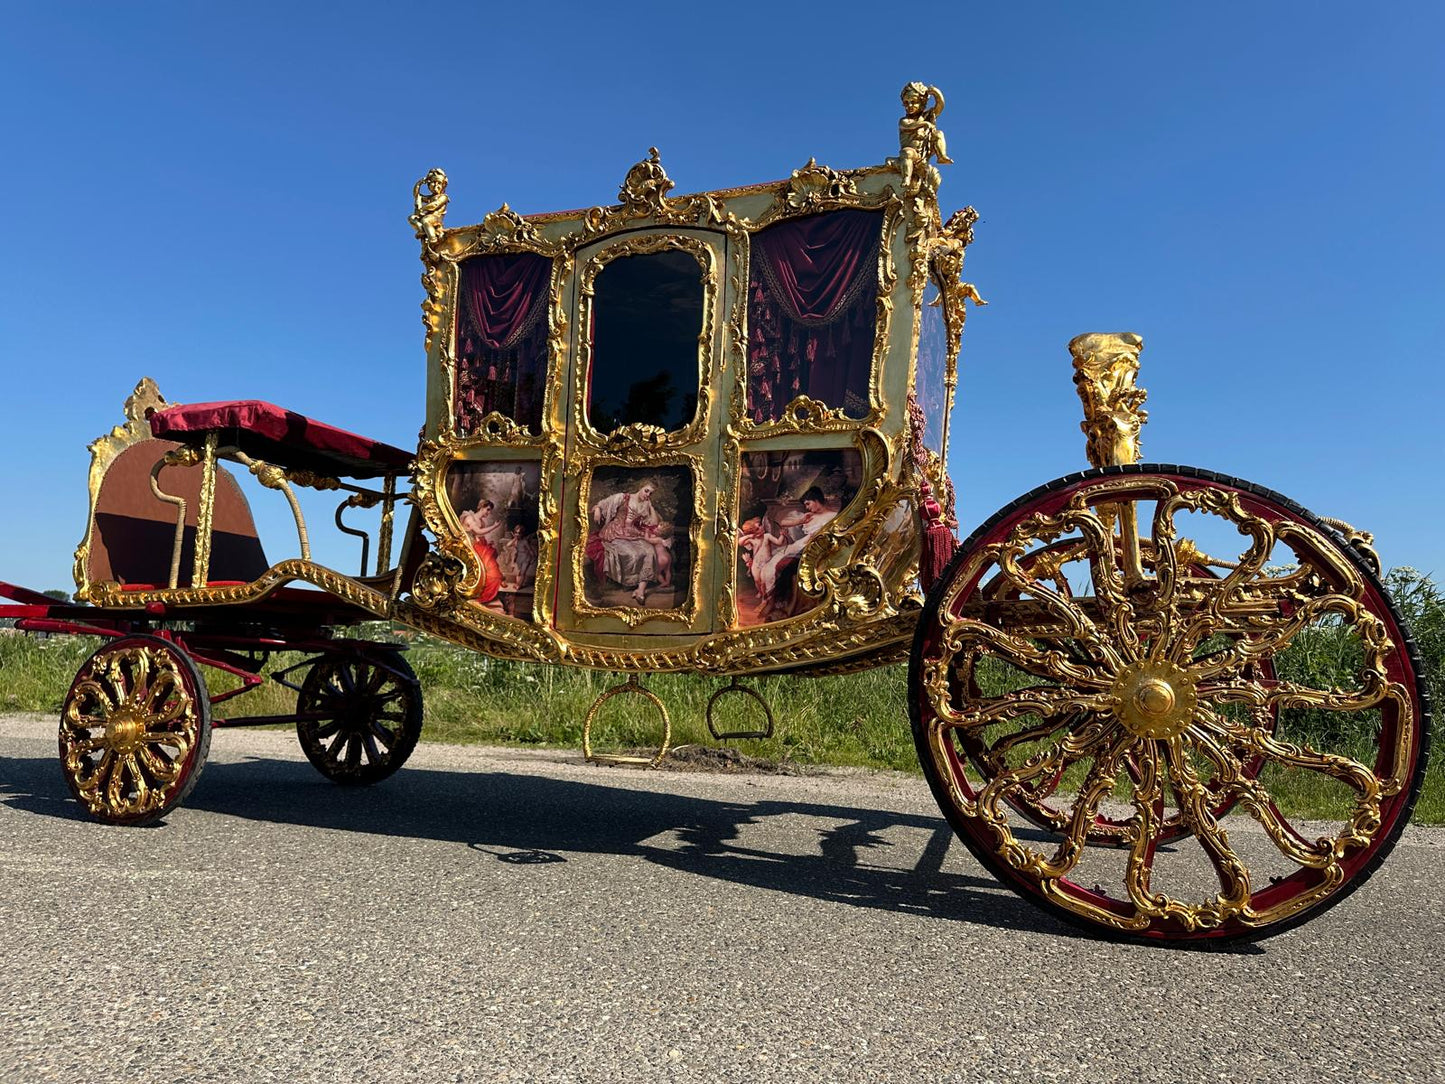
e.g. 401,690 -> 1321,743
1,713 -> 1441,1084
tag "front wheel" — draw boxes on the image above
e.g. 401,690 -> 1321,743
909,465 -> 1431,945
59,635 -> 212,825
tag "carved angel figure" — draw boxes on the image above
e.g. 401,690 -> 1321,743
896,82 -> 952,193
409,168 -> 450,246
929,206 -> 988,346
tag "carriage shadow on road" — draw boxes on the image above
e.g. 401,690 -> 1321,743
0,748 -> 1094,939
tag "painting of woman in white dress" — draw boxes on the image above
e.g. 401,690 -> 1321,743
735,449 -> 863,626
583,466 -> 692,610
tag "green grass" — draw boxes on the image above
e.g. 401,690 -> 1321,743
2,565 -> 1441,823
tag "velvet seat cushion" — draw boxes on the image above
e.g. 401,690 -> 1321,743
150,400 -> 412,479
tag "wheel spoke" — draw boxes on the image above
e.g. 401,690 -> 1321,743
361,732 -> 383,765
976,713 -> 1117,829
936,618 -> 1110,689
342,732 -> 362,770
931,683 -> 1113,733
136,744 -> 181,786
992,507 -> 1129,669
1034,729 -> 1136,879
1197,703 -> 1384,797
1162,736 -> 1251,915
1185,723 -> 1334,869
1201,672 -> 1392,717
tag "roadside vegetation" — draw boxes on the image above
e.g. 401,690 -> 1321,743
2,567 -> 1440,823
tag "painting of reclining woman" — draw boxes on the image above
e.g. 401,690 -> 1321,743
583,465 -> 693,611
446,460 -> 541,621
735,449 -> 863,626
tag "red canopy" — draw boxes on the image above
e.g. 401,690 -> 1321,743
150,400 -> 412,479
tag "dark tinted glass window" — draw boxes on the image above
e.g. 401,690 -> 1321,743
588,249 -> 703,434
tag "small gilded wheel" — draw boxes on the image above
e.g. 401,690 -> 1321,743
910,465 -> 1431,944
60,635 -> 212,826
296,653 -> 423,786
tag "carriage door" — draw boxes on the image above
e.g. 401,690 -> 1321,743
552,228 -> 730,638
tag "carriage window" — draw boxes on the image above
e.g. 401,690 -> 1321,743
917,280 -> 948,454
588,250 -> 703,434
455,253 -> 551,435
746,209 -> 881,423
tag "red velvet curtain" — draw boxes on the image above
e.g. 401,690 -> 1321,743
455,254 -> 551,432
751,210 -> 880,325
459,253 -> 550,350
747,210 -> 881,422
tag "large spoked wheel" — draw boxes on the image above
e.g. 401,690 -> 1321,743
296,653 -> 423,786
910,465 -> 1431,944
60,635 -> 212,826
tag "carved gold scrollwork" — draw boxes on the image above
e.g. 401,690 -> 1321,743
411,545 -> 471,610
480,203 -> 542,247
581,148 -> 725,238
600,423 -> 671,457
785,158 -> 859,211
618,147 -> 674,216
473,412 -> 537,443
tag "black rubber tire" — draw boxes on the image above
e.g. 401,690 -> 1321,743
909,463 -> 1433,947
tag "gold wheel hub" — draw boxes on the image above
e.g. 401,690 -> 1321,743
1112,660 -> 1196,739
104,708 -> 146,753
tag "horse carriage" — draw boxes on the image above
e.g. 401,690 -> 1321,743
2,84 -> 1429,945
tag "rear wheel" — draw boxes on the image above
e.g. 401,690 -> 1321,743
910,465 -> 1430,944
296,653 -> 423,785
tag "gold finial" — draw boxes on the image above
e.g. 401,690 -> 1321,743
618,147 -> 675,217
895,82 -> 951,196
409,167 -> 449,246
1070,332 -> 1147,468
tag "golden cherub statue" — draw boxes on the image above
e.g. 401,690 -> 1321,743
409,168 -> 450,246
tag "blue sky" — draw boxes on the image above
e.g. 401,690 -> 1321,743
1,2 -> 1441,592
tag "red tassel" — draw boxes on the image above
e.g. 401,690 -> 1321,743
917,478 -> 957,593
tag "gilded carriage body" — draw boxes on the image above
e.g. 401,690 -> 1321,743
404,147 -> 976,678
